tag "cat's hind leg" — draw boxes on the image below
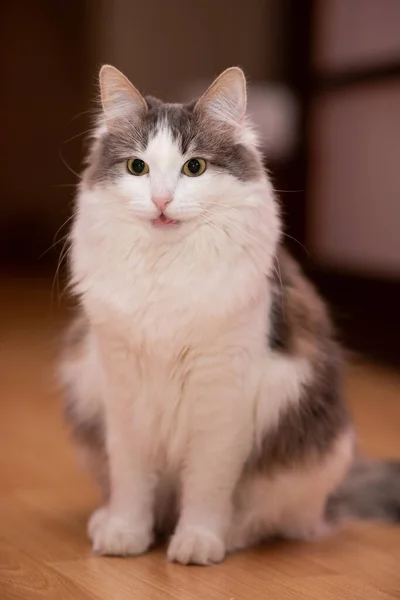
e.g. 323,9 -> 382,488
227,430 -> 354,552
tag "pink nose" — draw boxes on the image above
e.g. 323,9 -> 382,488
152,196 -> 172,212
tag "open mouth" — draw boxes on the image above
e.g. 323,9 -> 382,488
152,214 -> 180,228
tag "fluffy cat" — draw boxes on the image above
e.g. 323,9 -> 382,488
60,65 -> 400,565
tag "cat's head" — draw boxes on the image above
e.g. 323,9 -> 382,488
81,65 -> 278,248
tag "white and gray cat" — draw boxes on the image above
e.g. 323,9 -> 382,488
60,65 -> 400,565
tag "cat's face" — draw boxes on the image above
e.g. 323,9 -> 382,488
82,66 -> 276,244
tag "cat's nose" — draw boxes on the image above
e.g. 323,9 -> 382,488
151,195 -> 172,212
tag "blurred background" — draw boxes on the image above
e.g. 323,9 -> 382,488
2,6 -> 400,595
1,0 -> 399,365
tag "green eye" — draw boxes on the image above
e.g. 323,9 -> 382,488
182,158 -> 207,177
127,158 -> 149,176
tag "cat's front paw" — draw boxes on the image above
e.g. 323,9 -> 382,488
167,525 -> 225,565
88,506 -> 153,556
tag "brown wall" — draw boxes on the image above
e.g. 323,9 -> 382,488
309,0 -> 400,278
0,1 -> 89,266
91,0 -> 284,99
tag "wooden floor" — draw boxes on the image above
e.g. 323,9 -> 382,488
1,279 -> 400,599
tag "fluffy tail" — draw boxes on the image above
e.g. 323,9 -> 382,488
326,459 -> 400,524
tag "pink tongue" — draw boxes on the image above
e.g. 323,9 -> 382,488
154,214 -> 176,226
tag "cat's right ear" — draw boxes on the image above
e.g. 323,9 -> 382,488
195,67 -> 247,126
99,65 -> 147,125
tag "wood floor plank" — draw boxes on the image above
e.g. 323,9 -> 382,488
0,540 -> 99,600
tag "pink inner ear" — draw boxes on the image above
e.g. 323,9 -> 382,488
100,65 -> 147,119
196,69 -> 247,125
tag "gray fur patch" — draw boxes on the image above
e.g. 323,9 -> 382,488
64,389 -> 109,498
256,356 -> 350,471
64,395 -> 104,451
63,313 -> 89,349
86,97 -> 263,185
268,277 -> 289,351
256,248 -> 351,470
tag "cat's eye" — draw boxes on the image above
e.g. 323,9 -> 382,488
127,158 -> 149,176
182,158 -> 207,177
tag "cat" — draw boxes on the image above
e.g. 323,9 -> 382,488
60,65 -> 400,565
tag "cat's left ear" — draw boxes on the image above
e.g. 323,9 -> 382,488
195,67 -> 247,126
99,65 -> 147,124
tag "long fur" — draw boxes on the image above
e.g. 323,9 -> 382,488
60,66 -> 400,565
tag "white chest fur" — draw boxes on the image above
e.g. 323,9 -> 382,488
71,189 -> 273,344
70,186 -> 276,470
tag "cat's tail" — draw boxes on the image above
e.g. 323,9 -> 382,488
326,459 -> 400,524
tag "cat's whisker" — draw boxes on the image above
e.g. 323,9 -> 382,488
58,148 -> 83,181
198,216 -> 227,238
39,211 -> 77,260
54,183 -> 80,188
281,232 -> 309,256
205,200 -> 309,257
273,189 -> 303,194
211,215 -> 263,246
68,108 -> 98,123
208,203 -> 274,260
203,201 -> 244,212
205,202 -> 309,258
63,127 -> 96,145
210,214 -> 284,259
39,232 -> 71,260
53,212 -> 77,244
51,236 -> 71,305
